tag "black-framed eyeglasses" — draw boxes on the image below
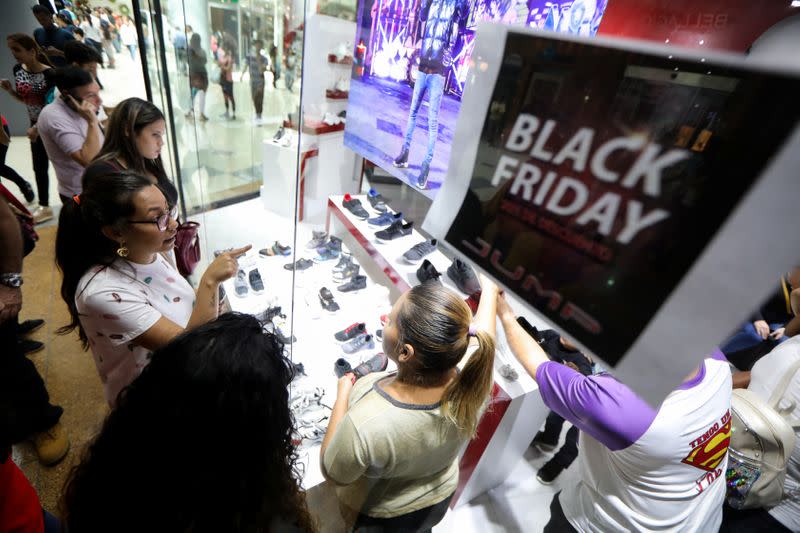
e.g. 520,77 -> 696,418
128,205 -> 178,232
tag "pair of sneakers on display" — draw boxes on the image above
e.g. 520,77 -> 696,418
393,148 -> 430,190
234,268 -> 264,297
333,252 -> 365,291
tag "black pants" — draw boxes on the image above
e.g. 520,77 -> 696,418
0,125 -> 29,192
251,84 -> 264,116
222,80 -> 235,112
541,411 -> 580,468
354,494 -> 451,532
719,504 -> 791,532
0,317 -> 62,448
543,493 -> 577,533
30,135 -> 49,207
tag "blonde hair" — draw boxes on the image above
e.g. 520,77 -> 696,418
395,284 -> 495,437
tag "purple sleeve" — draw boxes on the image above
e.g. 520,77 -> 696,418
535,362 -> 657,451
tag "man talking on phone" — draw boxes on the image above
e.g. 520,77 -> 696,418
36,67 -> 104,205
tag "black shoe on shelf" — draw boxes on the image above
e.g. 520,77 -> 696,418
532,431 -> 558,453
402,239 -> 437,264
536,458 -> 565,485
320,236 -> 342,254
272,241 -> 292,256
376,329 -> 383,341
234,269 -> 249,297
19,339 -> 44,355
352,352 -> 388,378
342,194 -> 370,220
416,259 -> 442,284
447,258 -> 481,295
319,293 -> 340,313
284,258 -> 314,271
334,322 -> 367,342
393,148 -> 409,168
337,274 -> 366,293
319,286 -> 335,302
332,253 -> 352,273
333,263 -> 359,283
375,220 -> 413,243
256,305 -> 283,324
334,357 -> 353,378
17,319 -> 45,337
249,269 -> 265,293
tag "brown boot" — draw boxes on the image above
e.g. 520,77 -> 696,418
30,422 -> 70,466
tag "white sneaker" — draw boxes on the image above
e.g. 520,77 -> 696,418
322,112 -> 341,126
335,78 -> 349,92
32,206 -> 54,224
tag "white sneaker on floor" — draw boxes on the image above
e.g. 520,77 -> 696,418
32,206 -> 54,224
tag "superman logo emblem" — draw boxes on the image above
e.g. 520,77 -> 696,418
682,419 -> 731,472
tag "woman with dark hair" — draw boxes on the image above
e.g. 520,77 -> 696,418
60,313 -> 317,532
83,97 -> 178,205
187,33 -> 208,121
321,278 -> 499,530
0,33 -> 53,222
55,172 -> 250,405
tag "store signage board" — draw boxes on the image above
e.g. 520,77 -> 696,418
423,24 -> 800,405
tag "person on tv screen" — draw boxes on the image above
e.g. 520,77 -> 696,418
392,0 -> 466,190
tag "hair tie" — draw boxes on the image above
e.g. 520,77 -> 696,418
468,324 -> 477,337
72,194 -> 81,205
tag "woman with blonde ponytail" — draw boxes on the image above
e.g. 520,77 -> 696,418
321,273 -> 499,530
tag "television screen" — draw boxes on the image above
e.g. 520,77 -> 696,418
344,0 -> 609,196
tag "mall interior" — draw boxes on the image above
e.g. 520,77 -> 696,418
2,0 -> 800,531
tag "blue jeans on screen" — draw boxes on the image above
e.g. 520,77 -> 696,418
721,321 -> 787,354
401,71 -> 445,167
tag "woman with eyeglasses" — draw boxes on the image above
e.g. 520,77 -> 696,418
83,97 -> 178,206
55,171 -> 250,406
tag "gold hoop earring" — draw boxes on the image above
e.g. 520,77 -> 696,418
116,245 -> 129,258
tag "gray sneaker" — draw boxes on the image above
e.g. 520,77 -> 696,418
306,230 -> 328,249
402,239 -> 437,264
342,333 -> 375,354
234,269 -> 248,297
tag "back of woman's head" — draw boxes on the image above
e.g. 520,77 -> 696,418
396,283 -> 495,437
55,171 -> 153,348
93,97 -> 166,179
61,313 -> 316,532
45,65 -> 93,93
6,33 -> 52,67
190,32 -> 201,50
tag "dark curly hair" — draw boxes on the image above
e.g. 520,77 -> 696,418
60,313 -> 317,533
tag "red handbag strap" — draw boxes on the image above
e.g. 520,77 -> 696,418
0,183 -> 32,219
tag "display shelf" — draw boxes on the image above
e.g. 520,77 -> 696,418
325,89 -> 349,100
327,54 -> 353,65
283,119 -> 345,135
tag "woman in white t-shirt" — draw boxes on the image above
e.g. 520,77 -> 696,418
55,171 -> 250,405
321,279 -> 498,530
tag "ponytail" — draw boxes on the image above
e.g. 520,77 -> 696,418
441,330 -> 495,437
55,172 -> 154,348
394,283 -> 497,438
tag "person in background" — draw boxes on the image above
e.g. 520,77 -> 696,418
217,42 -> 235,120
322,279 -> 498,530
36,67 -> 103,204
0,187 -> 69,466
59,313 -> 315,532
242,38 -> 267,124
172,25 -> 187,73
285,45 -> 297,92
524,325 -> 594,485
99,14 -> 116,69
73,26 -> 85,42
32,4 -> 74,67
55,172 -> 250,405
186,33 -> 208,122
119,17 -> 137,62
56,12 -> 78,35
78,15 -> 103,59
496,293 -> 732,532
721,267 -> 800,370
0,33 -> 54,223
720,336 -> 800,532
0,114 -> 35,203
269,44 -> 280,89
83,97 -> 177,205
